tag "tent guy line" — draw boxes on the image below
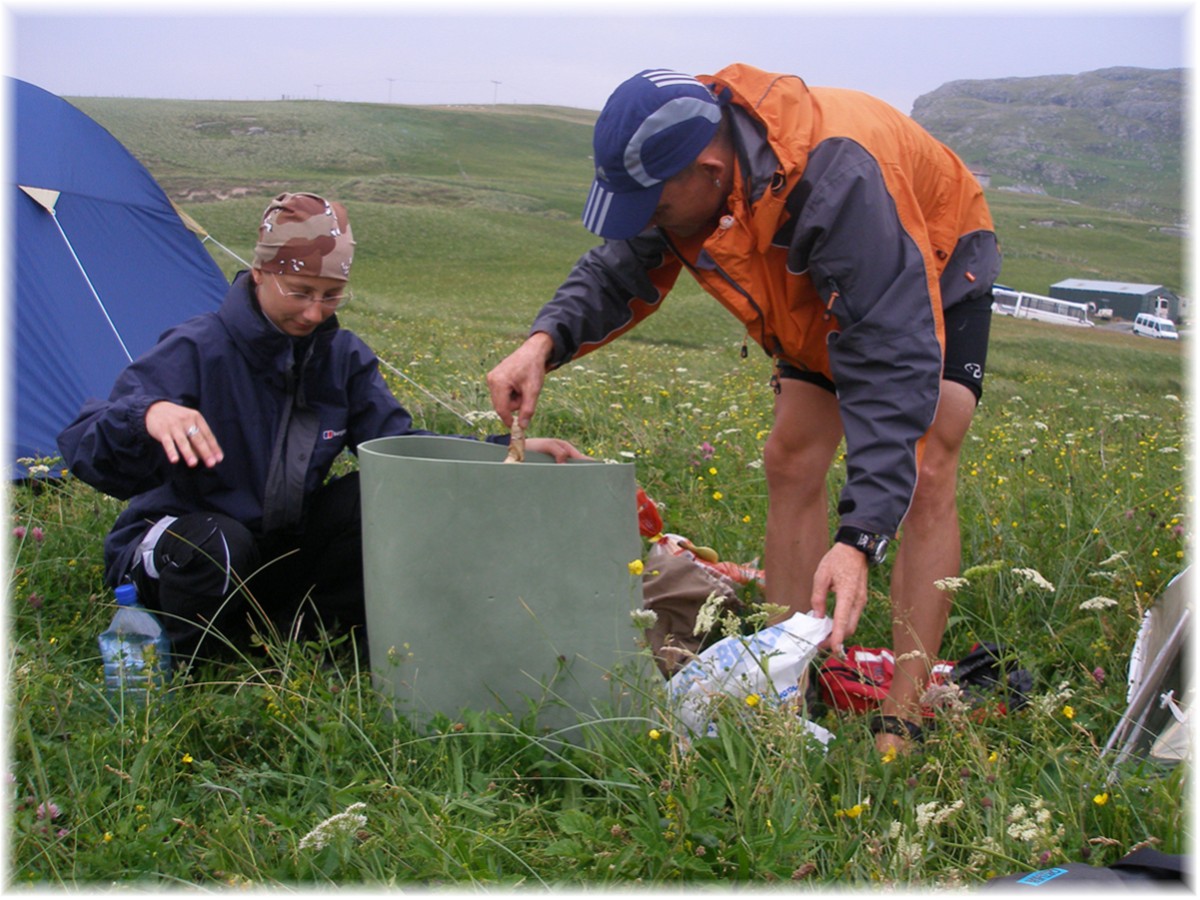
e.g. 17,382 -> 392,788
21,185 -> 135,363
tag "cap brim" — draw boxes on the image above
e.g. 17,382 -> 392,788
581,179 -> 664,240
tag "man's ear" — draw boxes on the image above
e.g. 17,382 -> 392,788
695,144 -> 733,188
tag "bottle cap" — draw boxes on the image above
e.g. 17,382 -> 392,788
115,583 -> 138,606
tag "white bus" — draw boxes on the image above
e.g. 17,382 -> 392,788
992,288 -> 1094,328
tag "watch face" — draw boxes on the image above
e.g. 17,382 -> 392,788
837,527 -> 888,565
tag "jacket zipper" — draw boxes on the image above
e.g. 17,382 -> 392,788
660,230 -> 781,358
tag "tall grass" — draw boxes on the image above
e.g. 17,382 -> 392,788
9,310 -> 1187,887
7,97 -> 1189,887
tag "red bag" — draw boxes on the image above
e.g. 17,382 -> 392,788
817,647 -> 953,716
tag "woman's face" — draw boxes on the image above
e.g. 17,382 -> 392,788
251,269 -> 347,337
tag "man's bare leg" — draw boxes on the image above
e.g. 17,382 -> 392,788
878,381 -> 978,752
762,379 -> 843,618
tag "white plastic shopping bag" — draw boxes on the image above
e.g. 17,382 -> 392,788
666,612 -> 834,744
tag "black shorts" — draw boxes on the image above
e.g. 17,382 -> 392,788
774,292 -> 994,404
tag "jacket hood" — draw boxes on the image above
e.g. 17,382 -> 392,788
701,64 -> 814,177
699,64 -> 816,253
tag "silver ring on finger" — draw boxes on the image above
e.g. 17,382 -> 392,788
186,425 -> 200,437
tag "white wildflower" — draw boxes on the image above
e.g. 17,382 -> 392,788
1033,421 -> 1049,431
630,609 -> 658,630
968,836 -> 1003,872
1099,551 -> 1128,567
1007,818 -> 1040,843
298,802 -> 367,852
935,799 -> 964,827
1164,394 -> 1180,402
1159,446 -> 1179,454
1012,567 -> 1056,593
1006,804 -> 1041,843
934,576 -> 970,594
618,451 -> 637,459
1079,596 -> 1118,611
462,410 -> 500,424
692,591 -> 727,636
915,801 -> 940,833
1032,680 -> 1075,715
894,831 -> 924,867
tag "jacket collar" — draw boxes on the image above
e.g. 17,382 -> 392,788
219,270 -> 338,378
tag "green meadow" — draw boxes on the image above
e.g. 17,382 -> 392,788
7,98 -> 1189,887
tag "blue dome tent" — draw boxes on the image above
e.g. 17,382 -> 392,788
11,78 -> 229,477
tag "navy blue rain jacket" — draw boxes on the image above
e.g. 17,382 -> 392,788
57,271 -> 503,584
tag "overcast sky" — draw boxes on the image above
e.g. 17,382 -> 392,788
6,0 -> 1193,116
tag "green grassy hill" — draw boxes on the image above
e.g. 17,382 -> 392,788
912,67 -> 1184,221
70,94 -> 1184,308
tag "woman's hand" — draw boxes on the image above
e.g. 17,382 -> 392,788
145,401 -> 224,468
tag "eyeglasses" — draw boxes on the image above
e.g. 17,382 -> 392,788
267,274 -> 353,309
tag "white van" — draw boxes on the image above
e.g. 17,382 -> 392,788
1133,313 -> 1179,340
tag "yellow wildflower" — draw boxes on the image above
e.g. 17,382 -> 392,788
745,694 -> 760,708
648,729 -> 662,741
1093,792 -> 1110,806
1062,705 -> 1075,720
628,559 -> 644,576
181,753 -> 194,764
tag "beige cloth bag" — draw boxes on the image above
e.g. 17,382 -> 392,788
641,545 -> 743,678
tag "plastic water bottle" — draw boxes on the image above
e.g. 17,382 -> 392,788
98,583 -> 171,709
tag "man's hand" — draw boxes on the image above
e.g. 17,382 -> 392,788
809,541 -> 870,656
525,437 -> 588,463
487,332 -> 554,430
145,400 -> 224,469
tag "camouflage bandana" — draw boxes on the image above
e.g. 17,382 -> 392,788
253,192 -> 355,281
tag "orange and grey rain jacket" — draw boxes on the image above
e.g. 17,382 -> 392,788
530,63 -> 1001,539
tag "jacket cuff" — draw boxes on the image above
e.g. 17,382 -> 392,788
126,396 -> 165,443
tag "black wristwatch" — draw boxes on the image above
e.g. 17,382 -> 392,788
835,525 -> 890,566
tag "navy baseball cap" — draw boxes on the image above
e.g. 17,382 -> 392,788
582,69 -> 722,240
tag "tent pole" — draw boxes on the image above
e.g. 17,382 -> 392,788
49,208 -> 133,362
375,357 -> 477,427
200,234 -> 251,269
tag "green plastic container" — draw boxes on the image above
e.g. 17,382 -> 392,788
358,435 -> 645,732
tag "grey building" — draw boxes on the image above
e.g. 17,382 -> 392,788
1049,279 -> 1181,322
